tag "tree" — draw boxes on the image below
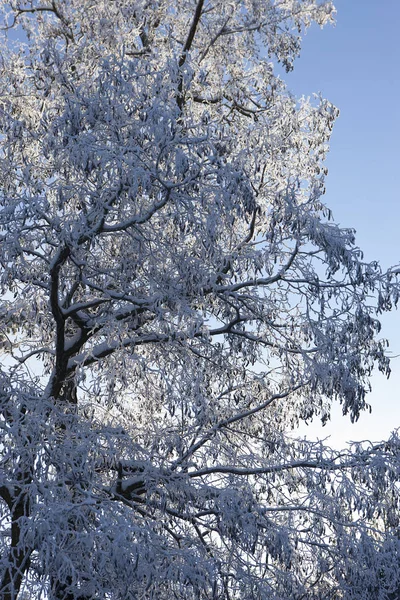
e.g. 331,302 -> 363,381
1,0 -> 400,598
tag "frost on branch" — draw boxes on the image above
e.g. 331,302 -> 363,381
0,1 -> 400,599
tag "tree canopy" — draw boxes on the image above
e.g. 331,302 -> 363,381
1,1 -> 400,599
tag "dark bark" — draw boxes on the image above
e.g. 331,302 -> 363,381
1,492 -> 32,600
177,0 -> 205,110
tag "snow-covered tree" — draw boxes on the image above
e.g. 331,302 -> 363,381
1,1 -> 400,598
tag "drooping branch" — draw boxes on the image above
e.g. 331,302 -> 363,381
102,188 -> 171,233
188,456 -> 357,479
212,243 -> 299,294
175,383 -> 307,467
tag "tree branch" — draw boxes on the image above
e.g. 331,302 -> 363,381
177,0 -> 205,110
102,188 -> 171,233
214,243 -> 299,294
174,383 -> 307,467
1,500 -> 32,600
48,245 -> 71,400
1,466 -> 32,600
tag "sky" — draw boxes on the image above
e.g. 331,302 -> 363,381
286,0 -> 400,447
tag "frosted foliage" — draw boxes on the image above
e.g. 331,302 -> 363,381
0,1 -> 400,599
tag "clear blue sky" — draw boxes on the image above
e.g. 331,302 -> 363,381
286,0 -> 400,446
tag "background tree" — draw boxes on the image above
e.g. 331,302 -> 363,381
1,1 -> 400,598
